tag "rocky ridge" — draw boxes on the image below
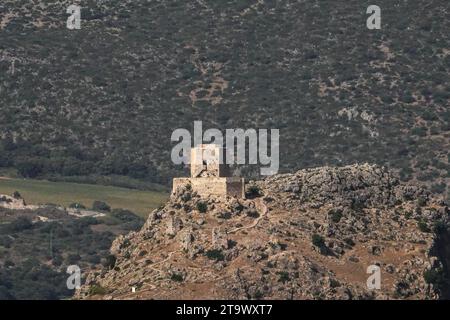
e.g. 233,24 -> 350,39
76,164 -> 450,300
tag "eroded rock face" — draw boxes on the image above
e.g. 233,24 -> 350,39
262,163 -> 428,209
212,227 -> 229,250
166,216 -> 183,237
76,164 -> 450,300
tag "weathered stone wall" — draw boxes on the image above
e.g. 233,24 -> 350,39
192,177 -> 228,196
172,178 -> 191,193
172,177 -> 244,198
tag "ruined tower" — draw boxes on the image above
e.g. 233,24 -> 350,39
172,144 -> 245,198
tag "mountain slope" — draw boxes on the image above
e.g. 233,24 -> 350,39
0,0 -> 449,194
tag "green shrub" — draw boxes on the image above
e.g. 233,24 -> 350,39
351,198 -> 365,211
277,271 -> 290,283
246,209 -> 259,218
12,191 -> 21,199
9,216 -> 33,232
401,93 -> 415,104
330,209 -> 343,223
4,260 -> 15,268
138,250 -> 147,257
329,279 -> 341,288
205,249 -> 224,261
246,185 -> 261,198
89,285 -> 107,296
0,236 -> 13,248
181,192 -> 191,202
170,273 -> 184,282
422,110 -> 438,121
312,234 -> 325,248
218,212 -> 232,219
66,253 -> 81,264
431,183 -> 446,194
433,220 -> 447,234
411,127 -> 427,137
196,201 -> 207,213
399,168 -> 413,181
418,220 -> 430,233
344,237 -> 355,247
417,197 -> 427,207
423,269 -> 445,286
102,254 -> 116,269
16,159 -> 43,178
0,196 -> 12,203
92,200 -> 111,212
111,209 -> 143,224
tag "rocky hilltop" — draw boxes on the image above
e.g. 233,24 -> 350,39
76,164 -> 450,300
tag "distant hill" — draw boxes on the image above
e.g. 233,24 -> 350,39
0,0 -> 449,197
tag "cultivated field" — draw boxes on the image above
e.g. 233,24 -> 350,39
0,177 -> 168,218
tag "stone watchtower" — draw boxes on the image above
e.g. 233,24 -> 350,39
190,144 -> 227,178
172,144 -> 245,198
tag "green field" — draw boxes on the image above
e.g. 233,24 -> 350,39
0,178 -> 168,218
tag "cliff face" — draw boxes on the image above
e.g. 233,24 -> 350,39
76,164 -> 450,300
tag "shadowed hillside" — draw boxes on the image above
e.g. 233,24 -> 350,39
0,0 -> 449,196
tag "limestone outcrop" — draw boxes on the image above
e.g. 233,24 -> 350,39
76,164 -> 450,300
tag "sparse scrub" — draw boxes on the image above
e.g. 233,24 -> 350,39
312,234 -> 325,248
423,269 -> 445,287
417,197 -> 427,207
196,201 -> 207,213
92,200 -> 111,212
277,271 -> 290,283
246,209 -> 259,218
170,273 -> 184,282
418,220 -> 431,233
102,254 -> 117,269
329,209 -> 343,223
205,249 -> 224,261
89,285 -> 107,296
246,185 -> 262,198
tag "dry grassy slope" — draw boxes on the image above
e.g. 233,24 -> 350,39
0,0 -> 449,191
76,164 -> 450,300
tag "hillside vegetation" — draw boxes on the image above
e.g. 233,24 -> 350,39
0,0 -> 449,197
0,204 -> 146,299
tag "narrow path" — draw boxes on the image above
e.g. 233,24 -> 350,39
117,250 -> 182,299
148,250 -> 181,273
228,197 -> 268,234
114,197 -> 270,299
